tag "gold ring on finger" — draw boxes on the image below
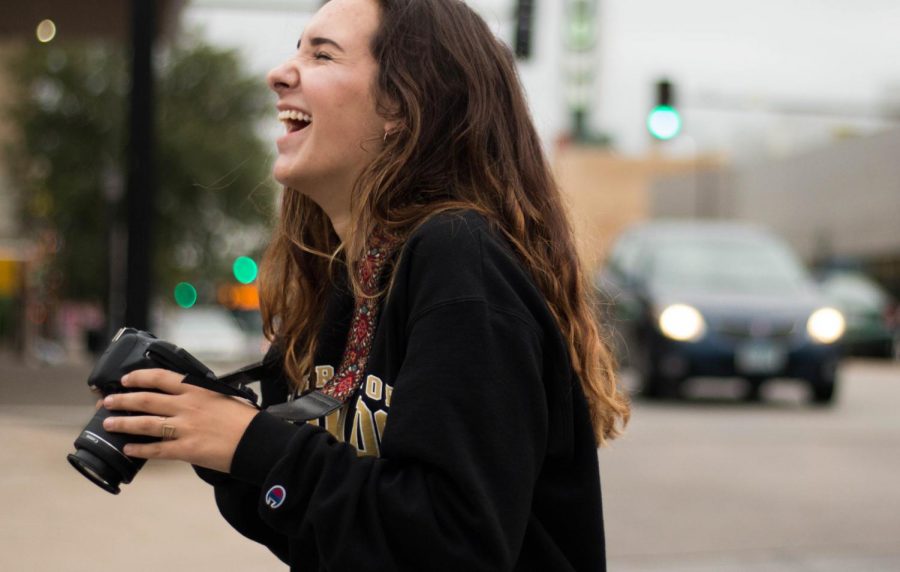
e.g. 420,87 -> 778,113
161,423 -> 177,441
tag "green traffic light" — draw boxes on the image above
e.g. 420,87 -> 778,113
647,105 -> 682,140
174,282 -> 198,308
233,256 -> 258,284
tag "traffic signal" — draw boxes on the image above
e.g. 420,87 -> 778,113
515,0 -> 535,59
232,256 -> 258,284
647,79 -> 682,140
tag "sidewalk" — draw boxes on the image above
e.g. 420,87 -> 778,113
0,360 -> 284,571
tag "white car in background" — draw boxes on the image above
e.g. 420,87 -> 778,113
155,305 -> 267,369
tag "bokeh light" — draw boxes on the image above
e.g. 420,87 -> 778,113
36,19 -> 57,43
174,282 -> 198,308
232,256 -> 258,284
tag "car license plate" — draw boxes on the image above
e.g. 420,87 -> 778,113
736,340 -> 786,375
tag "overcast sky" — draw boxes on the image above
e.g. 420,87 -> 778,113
184,0 -> 900,160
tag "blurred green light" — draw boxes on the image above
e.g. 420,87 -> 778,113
647,105 -> 682,140
232,256 -> 258,284
174,282 -> 198,308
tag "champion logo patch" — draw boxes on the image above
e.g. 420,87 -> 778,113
265,485 -> 286,509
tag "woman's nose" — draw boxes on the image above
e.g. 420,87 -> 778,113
267,60 -> 298,94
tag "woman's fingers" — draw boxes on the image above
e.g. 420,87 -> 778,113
122,441 -> 168,460
103,389 -> 178,417
121,368 -> 188,394
99,368 -> 187,414
102,413 -> 171,439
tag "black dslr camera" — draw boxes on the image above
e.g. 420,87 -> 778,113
69,327 -> 344,494
67,327 -> 220,494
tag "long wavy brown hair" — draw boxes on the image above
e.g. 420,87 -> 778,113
259,0 -> 629,444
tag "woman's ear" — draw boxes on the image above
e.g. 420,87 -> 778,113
383,119 -> 402,137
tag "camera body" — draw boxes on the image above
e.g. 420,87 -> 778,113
67,328 -> 215,494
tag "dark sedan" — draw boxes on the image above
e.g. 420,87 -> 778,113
595,221 -> 845,403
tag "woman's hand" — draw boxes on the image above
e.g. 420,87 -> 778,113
101,368 -> 259,473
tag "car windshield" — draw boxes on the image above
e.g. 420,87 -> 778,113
647,236 -> 809,294
819,273 -> 889,308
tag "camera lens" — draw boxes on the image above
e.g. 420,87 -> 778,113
67,407 -> 152,494
68,449 -> 123,494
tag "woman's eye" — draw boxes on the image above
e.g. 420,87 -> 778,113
314,52 -> 333,61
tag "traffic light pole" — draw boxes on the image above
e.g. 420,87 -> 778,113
123,0 -> 156,331
515,0 -> 535,59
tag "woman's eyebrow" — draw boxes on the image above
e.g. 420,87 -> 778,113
296,36 -> 346,52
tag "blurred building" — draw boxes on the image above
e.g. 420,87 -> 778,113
0,1 -> 185,357
647,128 -> 900,297
553,147 -> 724,271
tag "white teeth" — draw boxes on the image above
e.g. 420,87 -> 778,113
277,110 -> 312,123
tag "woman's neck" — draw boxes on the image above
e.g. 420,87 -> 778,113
297,177 -> 355,244
328,210 -> 351,244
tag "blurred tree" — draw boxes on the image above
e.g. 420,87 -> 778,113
4,39 -> 276,308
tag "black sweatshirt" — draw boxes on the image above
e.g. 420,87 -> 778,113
197,210 -> 606,571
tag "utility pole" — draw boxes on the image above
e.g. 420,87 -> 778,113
123,0 -> 157,331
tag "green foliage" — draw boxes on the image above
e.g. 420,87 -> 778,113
4,39 -> 276,304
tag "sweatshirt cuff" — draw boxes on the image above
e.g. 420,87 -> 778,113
230,411 -> 303,485
193,464 -> 232,486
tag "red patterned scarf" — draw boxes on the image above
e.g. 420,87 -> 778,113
318,228 -> 402,404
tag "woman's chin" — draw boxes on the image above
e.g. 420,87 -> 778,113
272,160 -> 305,188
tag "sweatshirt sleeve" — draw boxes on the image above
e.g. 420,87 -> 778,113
193,462 -> 292,562
229,298 -> 550,571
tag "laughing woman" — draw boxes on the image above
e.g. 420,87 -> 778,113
100,0 -> 630,569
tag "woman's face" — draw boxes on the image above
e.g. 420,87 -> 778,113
267,0 -> 387,196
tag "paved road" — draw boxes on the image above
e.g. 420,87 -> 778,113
604,360 -> 900,571
0,357 -> 898,570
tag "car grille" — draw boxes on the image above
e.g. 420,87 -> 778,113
714,317 -> 798,339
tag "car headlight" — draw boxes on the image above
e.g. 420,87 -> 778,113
658,304 -> 706,342
806,307 -> 845,344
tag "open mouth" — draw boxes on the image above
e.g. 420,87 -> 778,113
278,110 -> 312,134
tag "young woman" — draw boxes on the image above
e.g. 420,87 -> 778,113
101,0 -> 630,569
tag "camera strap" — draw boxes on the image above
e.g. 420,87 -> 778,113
182,372 -> 261,405
181,357 -> 344,422
266,391 -> 343,422
181,355 -> 285,407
